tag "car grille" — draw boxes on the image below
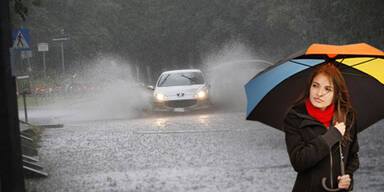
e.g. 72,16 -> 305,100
165,100 -> 197,108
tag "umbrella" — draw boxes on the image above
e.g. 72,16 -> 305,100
245,43 -> 384,133
245,43 -> 384,191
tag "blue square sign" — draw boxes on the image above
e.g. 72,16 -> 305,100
12,29 -> 31,51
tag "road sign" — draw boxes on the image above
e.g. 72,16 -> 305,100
12,29 -> 31,51
38,43 -> 49,52
52,36 -> 70,41
16,75 -> 31,95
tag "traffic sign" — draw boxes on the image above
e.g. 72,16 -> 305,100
52,36 -> 70,41
38,43 -> 49,52
12,29 -> 31,51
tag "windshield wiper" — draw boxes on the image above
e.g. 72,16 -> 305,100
158,74 -> 170,87
181,74 -> 198,84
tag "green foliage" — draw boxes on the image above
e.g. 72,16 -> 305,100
13,0 -> 28,21
9,0 -> 384,75
32,0 -> 41,6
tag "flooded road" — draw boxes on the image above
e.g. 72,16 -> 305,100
24,109 -> 383,191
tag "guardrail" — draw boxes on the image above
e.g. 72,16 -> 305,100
19,121 -> 48,177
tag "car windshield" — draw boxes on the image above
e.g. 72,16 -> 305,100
157,72 -> 205,87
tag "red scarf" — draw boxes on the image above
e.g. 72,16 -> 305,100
305,99 -> 334,127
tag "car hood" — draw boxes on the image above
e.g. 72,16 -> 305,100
154,84 -> 206,96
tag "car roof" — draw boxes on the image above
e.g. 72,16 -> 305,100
161,69 -> 202,75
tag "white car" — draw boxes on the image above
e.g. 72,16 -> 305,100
152,69 -> 211,112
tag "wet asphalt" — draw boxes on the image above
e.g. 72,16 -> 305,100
24,109 -> 384,192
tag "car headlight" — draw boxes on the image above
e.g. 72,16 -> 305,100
195,90 -> 207,99
155,93 -> 166,101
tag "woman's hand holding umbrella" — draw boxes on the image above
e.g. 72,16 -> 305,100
334,122 -> 346,135
337,174 -> 351,189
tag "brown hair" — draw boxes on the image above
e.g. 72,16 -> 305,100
295,63 -> 355,145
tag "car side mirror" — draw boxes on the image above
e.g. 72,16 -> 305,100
147,85 -> 154,90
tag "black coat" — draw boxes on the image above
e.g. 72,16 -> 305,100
284,103 -> 359,192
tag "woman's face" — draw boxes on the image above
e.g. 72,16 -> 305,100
309,73 -> 334,110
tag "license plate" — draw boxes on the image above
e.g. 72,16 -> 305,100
174,108 -> 185,112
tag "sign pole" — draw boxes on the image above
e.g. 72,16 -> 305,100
52,31 -> 69,75
61,41 -> 65,74
38,43 -> 49,79
27,53 -> 32,72
23,93 -> 28,123
26,54 -> 34,91
43,51 -> 46,79
16,75 -> 31,124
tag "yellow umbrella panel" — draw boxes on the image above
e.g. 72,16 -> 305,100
337,57 -> 384,85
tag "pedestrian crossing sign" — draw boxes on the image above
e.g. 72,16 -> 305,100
12,29 -> 31,51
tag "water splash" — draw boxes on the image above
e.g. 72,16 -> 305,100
30,56 -> 153,123
203,42 -> 271,112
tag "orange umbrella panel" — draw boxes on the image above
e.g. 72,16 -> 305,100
306,43 -> 384,58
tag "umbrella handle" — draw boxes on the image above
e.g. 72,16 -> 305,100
322,177 -> 341,191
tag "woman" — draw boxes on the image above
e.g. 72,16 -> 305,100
284,63 -> 359,191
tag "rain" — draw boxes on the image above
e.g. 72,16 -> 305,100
2,0 -> 384,191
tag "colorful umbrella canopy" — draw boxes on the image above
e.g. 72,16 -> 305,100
245,43 -> 384,132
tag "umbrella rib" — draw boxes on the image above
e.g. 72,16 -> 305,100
349,57 -> 378,67
290,60 -> 314,68
341,72 -> 369,78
